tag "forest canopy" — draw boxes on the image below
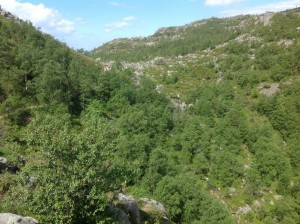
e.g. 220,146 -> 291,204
0,6 -> 300,224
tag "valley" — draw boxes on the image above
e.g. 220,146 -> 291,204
0,5 -> 300,224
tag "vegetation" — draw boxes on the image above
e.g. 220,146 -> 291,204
1,6 -> 300,224
89,17 -> 244,62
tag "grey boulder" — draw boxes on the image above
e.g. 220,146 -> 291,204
117,193 -> 140,224
0,157 -> 19,173
0,213 -> 38,224
0,157 -> 8,172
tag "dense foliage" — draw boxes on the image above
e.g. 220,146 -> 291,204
1,6 -> 300,224
90,7 -> 300,224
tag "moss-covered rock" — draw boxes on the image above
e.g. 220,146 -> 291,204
138,198 -> 171,224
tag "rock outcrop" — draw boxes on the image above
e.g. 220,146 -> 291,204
0,156 -> 19,174
0,9 -> 14,19
0,213 -> 38,224
115,193 -> 171,224
259,83 -> 279,96
237,204 -> 252,215
258,12 -> 274,26
0,156 -> 8,172
117,193 -> 140,224
139,198 -> 170,224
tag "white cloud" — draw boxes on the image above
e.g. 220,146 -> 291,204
109,2 -> 123,7
104,16 -> 137,32
205,0 -> 244,6
221,0 -> 300,16
0,0 -> 75,35
108,2 -> 135,8
104,22 -> 129,32
123,16 -> 136,21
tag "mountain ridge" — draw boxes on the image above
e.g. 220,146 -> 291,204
89,8 -> 300,63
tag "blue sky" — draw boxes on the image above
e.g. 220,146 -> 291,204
0,0 -> 299,50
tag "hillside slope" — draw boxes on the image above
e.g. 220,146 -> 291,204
0,6 -> 300,224
0,7 -> 233,224
89,8 -> 300,224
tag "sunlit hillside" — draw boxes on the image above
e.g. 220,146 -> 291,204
0,6 -> 300,224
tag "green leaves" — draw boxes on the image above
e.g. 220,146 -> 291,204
1,8 -> 300,224
154,175 -> 233,224
16,109 -> 125,223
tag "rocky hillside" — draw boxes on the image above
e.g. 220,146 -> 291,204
89,8 -> 299,62
90,8 -> 300,102
90,15 -> 244,62
0,6 -> 232,224
1,5 -> 300,224
89,8 -> 300,224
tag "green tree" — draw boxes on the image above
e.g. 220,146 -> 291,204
1,106 -> 126,223
154,175 -> 233,224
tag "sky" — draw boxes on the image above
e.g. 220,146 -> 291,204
0,0 -> 299,50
